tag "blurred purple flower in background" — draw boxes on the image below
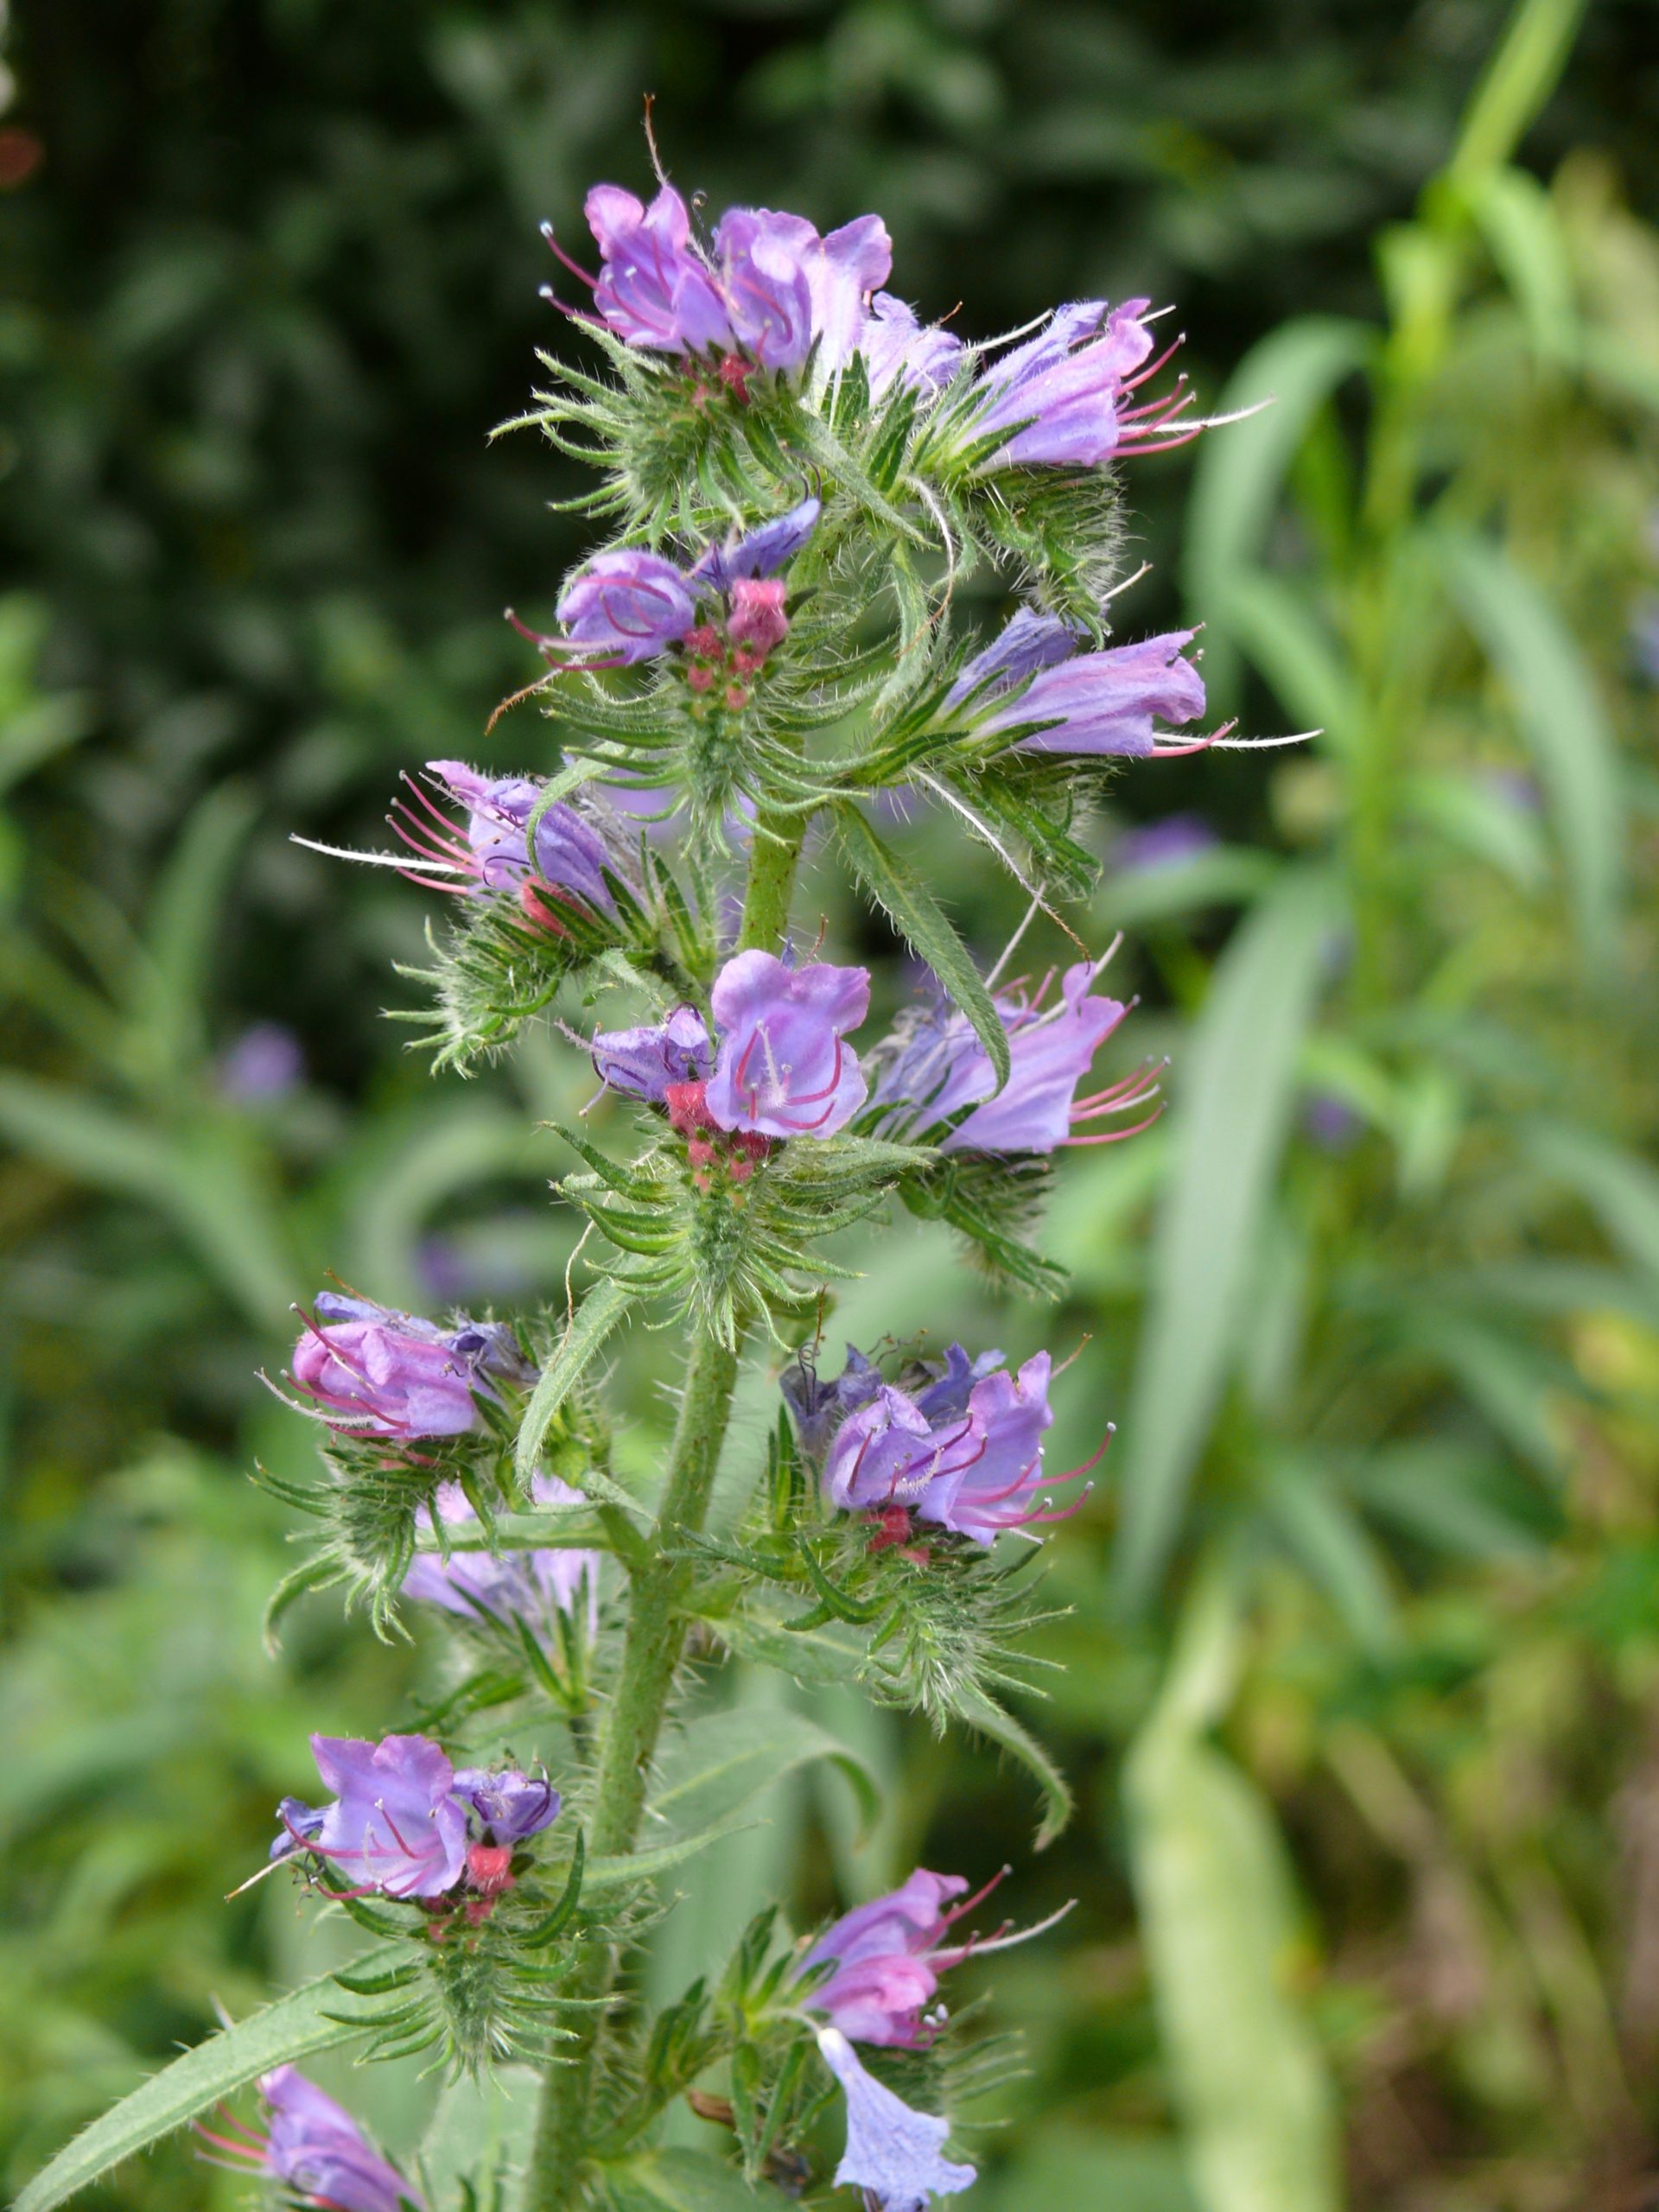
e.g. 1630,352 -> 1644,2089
402,1475 -> 601,1635
1111,812 -> 1218,871
218,1022 -> 305,1104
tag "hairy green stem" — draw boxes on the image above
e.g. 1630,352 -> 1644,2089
529,810 -> 802,2206
529,1325 -> 741,2208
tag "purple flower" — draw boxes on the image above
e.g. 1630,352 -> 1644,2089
451,1768 -> 561,1845
713,207 -> 892,373
273,1734 -> 471,1900
557,550 -> 698,664
582,182 -> 733,354
704,950 -> 871,1139
401,1475 -> 601,1635
285,1295 -> 531,1440
946,607 -> 1081,708
802,1868 -> 969,2045
238,2067 -> 423,2212
591,1006 -> 715,1103
781,1344 -> 886,1460
861,293 -> 964,398
869,959 -> 1155,1154
218,1022 -> 305,1104
817,2029 -> 976,2212
690,496 -> 822,594
817,1347 -> 1073,1542
1111,812 -> 1217,871
409,762 -> 622,914
965,297 -> 1162,467
985,631 -> 1205,757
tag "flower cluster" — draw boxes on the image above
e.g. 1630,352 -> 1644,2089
787,1341 -> 1103,1545
281,1294 -> 533,1440
271,1732 -> 558,1911
198,2066 -> 423,2212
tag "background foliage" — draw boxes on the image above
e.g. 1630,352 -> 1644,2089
3,2 -> 1658,2209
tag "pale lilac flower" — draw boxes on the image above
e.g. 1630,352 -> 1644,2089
861,293 -> 963,398
451,1768 -> 561,1845
557,550 -> 698,664
272,1734 -> 471,1899
401,1475 -> 601,1635
868,958 -> 1158,1154
713,207 -> 892,372
581,183 -> 733,354
590,1007 -> 714,1103
985,631 -> 1205,756
966,297 -> 1174,467
817,2029 -> 976,2212
285,1295 -> 531,1440
704,950 -> 870,1139
199,2066 -> 423,2212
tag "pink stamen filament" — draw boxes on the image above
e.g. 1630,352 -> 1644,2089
539,220 -> 597,289
1118,331 -> 1185,395
1061,1106 -> 1165,1147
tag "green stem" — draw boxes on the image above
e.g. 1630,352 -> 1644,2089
737,808 -> 808,953
529,1325 -> 741,2209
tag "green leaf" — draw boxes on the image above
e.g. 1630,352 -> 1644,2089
584,1810 -> 764,1894
1440,531 -> 1623,963
417,2063 -> 542,2210
1114,869 -> 1336,1608
1126,1572 -> 1341,2212
1524,1121 -> 1659,1283
1456,165 -> 1579,366
515,1277 -> 637,1483
650,1704 -> 881,1845
596,2145 -> 798,2211
1183,319 -> 1372,699
12,1953 -> 397,2212
834,801 -> 1010,1092
1261,1459 -> 1399,1660
1446,0 -> 1588,181
130,781 -> 257,1085
952,1684 -> 1074,1850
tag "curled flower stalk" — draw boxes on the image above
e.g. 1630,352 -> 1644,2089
36,129 -> 1287,2212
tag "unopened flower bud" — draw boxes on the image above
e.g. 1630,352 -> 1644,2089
665,1078 -> 715,1135
466,1842 -> 515,1899
728,576 -> 789,656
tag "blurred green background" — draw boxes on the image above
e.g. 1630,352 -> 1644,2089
3,1 -> 1659,2208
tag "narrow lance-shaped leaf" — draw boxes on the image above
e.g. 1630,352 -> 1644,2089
13,1953 -> 399,2212
835,801 -> 1011,1093
516,1275 -> 637,1482
1115,868 -> 1336,1608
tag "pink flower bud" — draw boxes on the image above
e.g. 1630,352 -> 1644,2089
728,575 -> 789,656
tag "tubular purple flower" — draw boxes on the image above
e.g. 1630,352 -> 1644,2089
802,1868 -> 969,2044
272,1733 -> 471,1900
690,496 -> 821,594
713,206 -> 892,373
284,1294 -> 531,1440
985,630 -> 1206,757
816,2029 -> 976,2212
869,957 -> 1158,1154
966,296 -> 1158,467
217,2067 -> 423,2212
451,1768 -> 561,1845
704,950 -> 871,1139
408,762 -> 621,912
582,182 -> 733,354
781,1343 -> 886,1459
861,293 -> 964,397
918,1351 -> 1059,1542
557,549 -> 698,664
945,607 -> 1081,709
401,1475 -> 601,1635
590,1006 -> 714,1103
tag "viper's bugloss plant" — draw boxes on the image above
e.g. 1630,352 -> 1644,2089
43,141 -> 1286,2212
